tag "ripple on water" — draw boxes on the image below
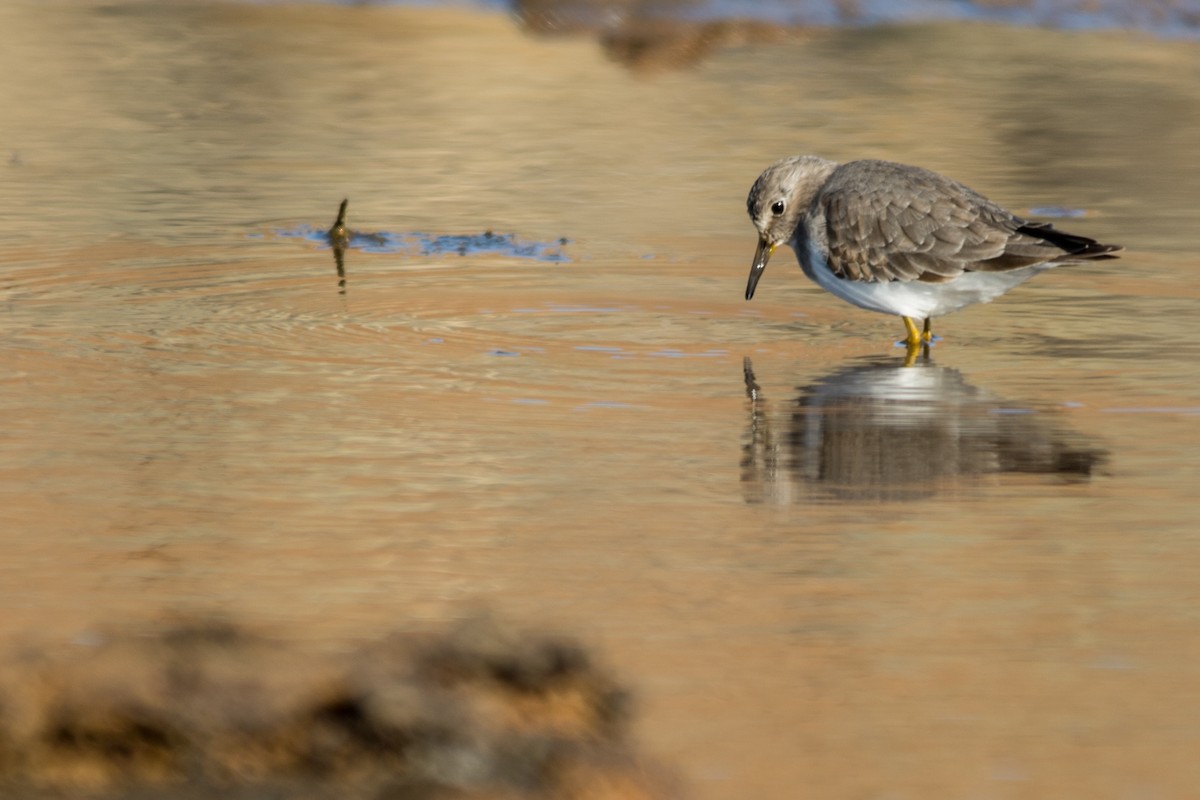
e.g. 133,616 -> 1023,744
8,237 -> 752,420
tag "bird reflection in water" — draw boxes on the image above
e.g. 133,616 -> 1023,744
741,355 -> 1107,503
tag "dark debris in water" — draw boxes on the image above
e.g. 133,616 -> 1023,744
409,230 -> 571,261
279,224 -> 571,263
274,200 -> 569,299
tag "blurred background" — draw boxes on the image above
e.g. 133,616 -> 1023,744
2,1 -> 1200,798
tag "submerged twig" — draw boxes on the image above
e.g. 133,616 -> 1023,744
328,197 -> 350,248
329,198 -> 349,295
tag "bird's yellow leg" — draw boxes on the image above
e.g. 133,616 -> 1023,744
922,317 -> 933,343
902,316 -> 923,347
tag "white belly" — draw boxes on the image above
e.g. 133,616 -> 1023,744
797,238 -> 1051,319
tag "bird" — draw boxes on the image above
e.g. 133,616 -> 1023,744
744,156 -> 1122,349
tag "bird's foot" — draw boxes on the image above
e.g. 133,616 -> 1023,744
899,317 -> 941,347
902,316 -> 925,348
894,337 -> 940,347
920,317 -> 938,344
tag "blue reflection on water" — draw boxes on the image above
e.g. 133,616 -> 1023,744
279,226 -> 571,263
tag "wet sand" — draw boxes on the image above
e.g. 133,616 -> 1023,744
3,2 -> 1200,798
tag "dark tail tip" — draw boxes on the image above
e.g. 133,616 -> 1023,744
1017,222 -> 1122,260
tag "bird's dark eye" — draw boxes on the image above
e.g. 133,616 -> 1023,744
770,200 -> 785,215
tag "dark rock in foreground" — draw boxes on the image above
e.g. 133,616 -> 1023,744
0,618 -> 678,800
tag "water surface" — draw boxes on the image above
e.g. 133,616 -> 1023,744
2,3 -> 1200,798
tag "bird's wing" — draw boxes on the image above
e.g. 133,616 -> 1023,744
817,161 -> 1080,284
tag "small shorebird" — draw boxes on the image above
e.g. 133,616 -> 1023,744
745,156 -> 1122,349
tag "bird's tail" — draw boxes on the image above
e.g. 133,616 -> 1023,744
1017,222 -> 1122,261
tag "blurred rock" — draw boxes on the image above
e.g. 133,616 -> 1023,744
512,0 -> 1200,69
512,0 -> 803,69
601,18 -> 794,70
0,618 -> 678,800
513,0 -> 642,33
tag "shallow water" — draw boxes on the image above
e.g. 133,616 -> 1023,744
3,2 -> 1200,797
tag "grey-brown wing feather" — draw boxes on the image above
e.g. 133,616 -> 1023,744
818,161 -> 1111,284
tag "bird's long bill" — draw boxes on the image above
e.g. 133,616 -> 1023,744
745,238 -> 775,300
